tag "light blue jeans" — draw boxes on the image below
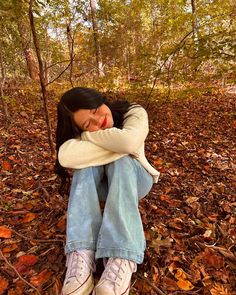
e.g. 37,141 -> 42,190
65,156 -> 153,264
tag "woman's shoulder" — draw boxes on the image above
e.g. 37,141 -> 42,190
125,103 -> 147,116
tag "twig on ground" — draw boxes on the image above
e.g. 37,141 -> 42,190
11,228 -> 64,243
0,248 -> 41,295
137,273 -> 167,295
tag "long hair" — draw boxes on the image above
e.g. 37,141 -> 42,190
55,87 -> 130,195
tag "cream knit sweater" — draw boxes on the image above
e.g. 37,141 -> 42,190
58,106 -> 160,183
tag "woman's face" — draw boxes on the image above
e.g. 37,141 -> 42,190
73,104 -> 114,132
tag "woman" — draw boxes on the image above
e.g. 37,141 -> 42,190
55,87 -> 160,295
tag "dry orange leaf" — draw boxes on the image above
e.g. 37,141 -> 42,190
175,268 -> 188,280
15,254 -> 39,275
30,269 -> 52,287
18,254 -> 39,265
177,279 -> 194,291
2,243 -> 18,253
1,160 -> 12,171
0,226 -> 12,238
0,277 -> 9,295
20,213 -> 37,223
154,158 -> 164,166
6,286 -> 23,295
210,283 -> 231,295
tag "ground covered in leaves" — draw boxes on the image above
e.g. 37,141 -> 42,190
0,86 -> 235,295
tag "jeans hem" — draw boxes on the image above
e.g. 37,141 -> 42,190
95,247 -> 144,264
65,241 -> 96,254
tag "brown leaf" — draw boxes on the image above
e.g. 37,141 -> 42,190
162,277 -> 178,291
174,268 -> 188,280
1,160 -> 12,171
210,283 -> 231,295
0,277 -> 9,295
18,254 -> 39,265
30,269 -> 52,287
135,280 -> 153,293
0,226 -> 12,238
201,248 -> 224,269
15,255 -> 39,275
7,286 -> 23,295
177,279 -> 194,290
2,243 -> 18,253
154,158 -> 164,166
20,213 -> 37,223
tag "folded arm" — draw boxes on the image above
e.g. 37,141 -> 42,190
81,106 -> 149,154
58,138 -> 126,169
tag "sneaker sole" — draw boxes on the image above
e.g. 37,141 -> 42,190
62,275 -> 94,295
92,284 -> 130,295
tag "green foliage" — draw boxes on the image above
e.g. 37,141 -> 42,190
0,0 -> 235,88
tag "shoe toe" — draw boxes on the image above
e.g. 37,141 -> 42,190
62,275 -> 94,295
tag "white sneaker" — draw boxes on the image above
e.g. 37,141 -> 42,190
62,250 -> 95,295
93,258 -> 137,295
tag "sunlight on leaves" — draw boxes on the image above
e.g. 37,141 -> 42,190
0,226 -> 12,238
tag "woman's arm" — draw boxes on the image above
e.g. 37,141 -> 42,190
58,138 -> 126,169
81,106 -> 149,154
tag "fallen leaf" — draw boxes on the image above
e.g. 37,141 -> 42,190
2,243 -> 18,253
1,160 -> 12,171
177,279 -> 194,290
210,283 -> 231,295
0,277 -> 9,295
135,280 -> 153,293
20,213 -> 37,223
154,158 -> 164,166
7,286 -> 23,295
30,269 -> 52,287
18,254 -> 39,265
0,226 -> 12,238
15,254 -> 39,275
162,276 -> 178,291
201,248 -> 224,269
174,268 -> 188,280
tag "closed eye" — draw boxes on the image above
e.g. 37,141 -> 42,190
93,108 -> 98,114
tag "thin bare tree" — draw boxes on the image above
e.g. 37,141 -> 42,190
0,49 -> 9,120
89,0 -> 104,77
29,0 -> 54,155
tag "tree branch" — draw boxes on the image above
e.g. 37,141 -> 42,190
0,248 -> 41,295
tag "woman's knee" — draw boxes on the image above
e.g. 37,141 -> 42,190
106,156 -> 135,173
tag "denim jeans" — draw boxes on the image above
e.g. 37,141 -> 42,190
65,156 -> 153,264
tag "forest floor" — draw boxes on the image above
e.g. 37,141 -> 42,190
0,86 -> 235,295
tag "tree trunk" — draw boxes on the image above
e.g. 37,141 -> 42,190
29,0 -> 55,156
66,22 -> 75,86
17,18 -> 39,81
89,0 -> 104,77
0,49 -> 9,120
191,0 -> 199,51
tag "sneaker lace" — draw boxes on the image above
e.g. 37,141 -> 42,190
101,258 -> 133,287
65,251 -> 95,283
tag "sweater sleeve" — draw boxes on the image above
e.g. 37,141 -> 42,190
81,106 -> 149,154
58,138 -> 126,169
